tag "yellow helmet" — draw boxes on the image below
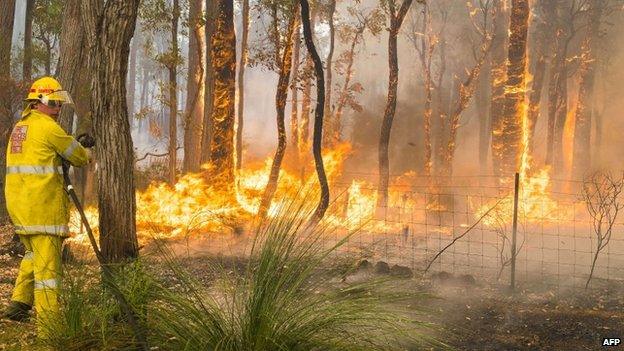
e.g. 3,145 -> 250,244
26,76 -> 74,106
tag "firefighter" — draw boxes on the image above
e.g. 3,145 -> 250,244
2,76 -> 94,337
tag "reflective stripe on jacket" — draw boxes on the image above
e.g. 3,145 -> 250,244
5,110 -> 89,236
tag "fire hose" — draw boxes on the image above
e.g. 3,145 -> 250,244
61,160 -> 149,350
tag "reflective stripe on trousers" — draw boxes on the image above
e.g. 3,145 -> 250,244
6,165 -> 62,174
34,278 -> 58,290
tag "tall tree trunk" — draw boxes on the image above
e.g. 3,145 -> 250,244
201,0 -> 218,164
377,0 -> 414,211
209,0 -> 236,192
499,0 -> 530,175
168,0 -> 180,185
489,1 -> 509,175
322,0 -> 336,147
417,4 -> 433,177
300,0 -> 328,221
258,11 -> 298,218
183,0 -> 205,173
572,1 -> 603,179
236,0 -> 249,170
0,0 -> 16,222
290,19 -> 301,162
526,0 -> 553,155
23,0 -> 34,82
81,0 -> 140,262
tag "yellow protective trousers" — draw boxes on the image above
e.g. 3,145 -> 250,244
11,234 -> 62,337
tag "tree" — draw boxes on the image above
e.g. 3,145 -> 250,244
581,171 -> 624,289
289,16 -> 301,165
32,0 -> 63,76
23,0 -> 35,82
168,0 -> 180,185
498,0 -> 530,175
377,0 -> 415,211
236,0 -> 250,170
333,6 -> 383,147
300,0 -> 328,221
209,0 -> 237,191
322,0 -> 336,147
81,0 -> 141,262
183,0 -> 206,173
572,0 -> 606,179
257,0 -> 299,218
201,0 -> 218,164
0,0 -> 16,222
489,0 -> 508,175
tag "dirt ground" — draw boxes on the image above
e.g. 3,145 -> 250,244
1,235 -> 623,351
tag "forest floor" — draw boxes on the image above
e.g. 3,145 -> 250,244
0,235 -> 623,350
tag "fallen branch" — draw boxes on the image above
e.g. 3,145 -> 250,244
423,198 -> 504,275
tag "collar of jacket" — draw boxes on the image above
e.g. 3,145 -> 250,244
22,108 -> 57,122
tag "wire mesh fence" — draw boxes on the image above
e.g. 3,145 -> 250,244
326,172 -> 624,291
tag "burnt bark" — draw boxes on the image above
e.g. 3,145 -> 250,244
81,0 -> 140,262
183,0 -> 205,173
236,0 -> 249,170
209,0 -> 236,191
258,9 -> 298,219
498,0 -> 530,175
377,0 -> 414,211
300,0 -> 328,221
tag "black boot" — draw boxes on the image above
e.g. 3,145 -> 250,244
3,301 -> 31,322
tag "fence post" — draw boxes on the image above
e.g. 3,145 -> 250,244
510,172 -> 520,291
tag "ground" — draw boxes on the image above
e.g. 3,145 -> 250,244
1,235 -> 623,351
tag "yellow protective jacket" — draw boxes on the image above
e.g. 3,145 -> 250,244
5,109 -> 89,237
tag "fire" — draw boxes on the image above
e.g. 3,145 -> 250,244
68,143 -> 355,245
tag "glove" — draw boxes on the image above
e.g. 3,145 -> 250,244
76,133 -> 95,148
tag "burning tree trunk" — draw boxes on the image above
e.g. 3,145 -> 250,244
489,1 -> 508,176
300,0 -> 328,221
526,0 -> 554,154
201,0 -> 218,164
322,0 -> 336,147
498,0 -> 530,176
236,0 -> 249,170
183,0 -> 205,173
0,0 -> 16,222
23,0 -> 34,82
258,8 -> 298,219
377,0 -> 414,211
209,0 -> 236,191
572,1 -> 604,180
81,0 -> 140,262
168,0 -> 180,185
